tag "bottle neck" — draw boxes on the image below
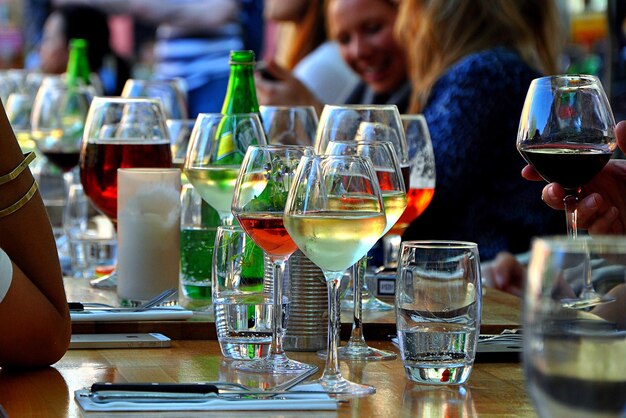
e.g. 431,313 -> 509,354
66,46 -> 91,87
221,62 -> 259,114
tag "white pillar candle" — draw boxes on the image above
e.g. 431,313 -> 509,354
117,168 -> 181,302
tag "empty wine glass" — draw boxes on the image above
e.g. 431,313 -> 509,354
259,105 -> 318,146
517,74 -> 616,305
325,140 -> 406,361
122,78 -> 189,119
284,154 -> 387,395
231,144 -> 315,373
166,118 -> 196,168
184,113 -> 267,225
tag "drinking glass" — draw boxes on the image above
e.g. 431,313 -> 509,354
396,241 -> 481,385
184,113 -> 267,225
31,75 -> 96,190
79,97 -> 173,288
213,225 -> 271,361
6,92 -> 35,153
259,105 -> 318,146
121,78 -> 189,120
316,104 -> 407,311
231,144 -> 315,373
524,236 -> 626,417
517,75 -> 616,305
325,140 -> 406,361
284,155 -> 387,395
383,114 -> 436,269
167,118 -> 196,168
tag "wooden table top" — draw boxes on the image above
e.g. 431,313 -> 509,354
66,278 -> 522,339
0,340 -> 535,417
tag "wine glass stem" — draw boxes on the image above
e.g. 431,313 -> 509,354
270,256 -> 287,356
383,233 -> 402,269
324,275 -> 344,381
348,256 -> 367,347
563,192 -> 580,239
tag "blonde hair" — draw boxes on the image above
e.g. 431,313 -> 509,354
396,0 -> 563,113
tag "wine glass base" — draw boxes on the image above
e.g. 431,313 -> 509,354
342,293 -> 394,311
312,376 -> 376,396
89,271 -> 117,289
317,344 -> 397,361
560,294 -> 616,310
234,354 -> 315,374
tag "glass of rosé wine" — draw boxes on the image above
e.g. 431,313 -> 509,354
231,144 -> 315,374
79,97 -> 173,288
382,114 -> 436,269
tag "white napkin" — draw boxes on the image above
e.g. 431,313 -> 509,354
74,384 -> 338,411
71,307 -> 193,322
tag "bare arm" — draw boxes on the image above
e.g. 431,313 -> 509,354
0,102 -> 70,369
52,0 -> 239,29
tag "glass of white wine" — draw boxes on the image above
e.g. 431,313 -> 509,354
284,154 -> 387,395
184,113 -> 267,225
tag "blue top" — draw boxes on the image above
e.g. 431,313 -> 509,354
403,47 -> 562,260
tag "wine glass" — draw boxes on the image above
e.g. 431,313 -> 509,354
184,113 -> 267,225
383,114 -> 436,268
284,155 -> 387,395
315,104 -> 407,311
166,118 -> 196,168
31,75 -> 96,191
231,144 -> 315,373
524,236 -> 626,418
517,74 -> 616,304
259,105 -> 318,146
79,97 -> 173,288
324,140 -> 406,361
121,78 -> 189,120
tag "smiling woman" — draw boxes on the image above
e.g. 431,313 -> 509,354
327,0 -> 410,111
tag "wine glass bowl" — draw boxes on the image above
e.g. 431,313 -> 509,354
231,144 -> 315,373
184,113 -> 267,224
79,97 -> 173,224
31,75 -> 96,173
121,78 -> 189,120
517,74 -> 616,238
284,154 -> 386,395
259,105 -> 318,146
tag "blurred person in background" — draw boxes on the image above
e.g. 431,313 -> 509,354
0,100 -> 71,368
39,4 -> 131,95
53,0 -> 263,117
258,0 -> 358,110
397,0 -> 564,261
257,0 -> 408,114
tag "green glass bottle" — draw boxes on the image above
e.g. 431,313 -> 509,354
66,38 -> 91,87
214,50 -> 260,165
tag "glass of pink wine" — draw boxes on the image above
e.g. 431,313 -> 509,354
231,144 -> 315,374
79,97 -> 173,289
517,74 -> 616,307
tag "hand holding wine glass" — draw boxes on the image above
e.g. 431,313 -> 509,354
284,154 -> 387,395
231,144 -> 315,374
517,75 -> 616,239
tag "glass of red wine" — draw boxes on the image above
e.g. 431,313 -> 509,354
31,74 -> 96,193
79,97 -> 173,288
517,74 -> 616,306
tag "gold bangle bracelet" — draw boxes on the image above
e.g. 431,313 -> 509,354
0,152 -> 37,186
0,181 -> 38,218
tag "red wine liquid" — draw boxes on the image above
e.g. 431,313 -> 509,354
80,142 -> 172,220
519,144 -> 612,190
42,150 -> 80,172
